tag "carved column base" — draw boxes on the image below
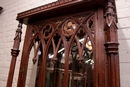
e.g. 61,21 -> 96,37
104,42 -> 120,87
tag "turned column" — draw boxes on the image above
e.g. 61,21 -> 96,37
104,1 -> 120,87
6,21 -> 23,87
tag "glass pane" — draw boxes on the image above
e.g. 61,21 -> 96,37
45,43 -> 54,87
83,37 -> 94,87
25,41 -> 42,87
25,46 -> 38,87
53,43 -> 65,87
35,45 -> 42,87
45,41 -> 65,87
68,37 -> 94,87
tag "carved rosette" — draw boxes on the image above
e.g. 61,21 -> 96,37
42,23 -> 54,39
62,19 -> 77,36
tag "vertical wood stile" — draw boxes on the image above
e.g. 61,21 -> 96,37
104,1 -> 120,87
6,21 -> 23,87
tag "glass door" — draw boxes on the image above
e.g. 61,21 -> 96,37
41,12 -> 95,87
20,11 -> 101,87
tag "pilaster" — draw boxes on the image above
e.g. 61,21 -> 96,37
104,1 -> 120,87
6,21 -> 23,87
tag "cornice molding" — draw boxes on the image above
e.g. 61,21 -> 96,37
17,0 -> 87,20
16,0 -> 108,24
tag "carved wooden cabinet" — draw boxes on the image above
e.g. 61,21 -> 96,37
6,0 -> 120,87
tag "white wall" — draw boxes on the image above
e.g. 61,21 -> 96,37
116,0 -> 130,87
0,0 -> 57,87
0,0 -> 130,87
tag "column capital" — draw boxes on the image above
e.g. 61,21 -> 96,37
11,49 -> 20,57
104,42 -> 119,54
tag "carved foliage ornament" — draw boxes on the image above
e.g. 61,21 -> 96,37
104,2 -> 116,27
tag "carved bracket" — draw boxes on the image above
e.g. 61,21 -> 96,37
104,1 -> 116,27
13,21 -> 23,50
104,1 -> 119,54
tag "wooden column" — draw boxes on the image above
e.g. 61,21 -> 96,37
104,1 -> 120,87
6,21 -> 23,87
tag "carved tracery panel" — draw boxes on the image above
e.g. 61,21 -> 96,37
23,12 -> 96,87
11,11 -> 96,87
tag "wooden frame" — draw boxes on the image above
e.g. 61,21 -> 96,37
6,0 -> 120,87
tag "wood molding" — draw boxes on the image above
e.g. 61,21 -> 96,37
16,0 -> 106,24
104,42 -> 119,54
17,0 -> 91,20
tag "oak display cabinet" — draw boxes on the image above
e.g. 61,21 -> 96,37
6,0 -> 120,87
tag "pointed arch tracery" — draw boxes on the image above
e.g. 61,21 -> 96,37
21,11 -> 96,87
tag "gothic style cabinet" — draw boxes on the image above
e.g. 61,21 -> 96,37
6,0 -> 120,87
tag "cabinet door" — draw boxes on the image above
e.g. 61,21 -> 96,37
18,10 -> 106,87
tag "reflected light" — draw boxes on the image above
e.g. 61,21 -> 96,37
48,38 -> 93,59
85,59 -> 94,65
48,48 -> 65,59
72,24 -> 76,29
79,38 -> 92,50
48,54 -> 53,59
86,41 -> 92,50
38,50 -> 41,55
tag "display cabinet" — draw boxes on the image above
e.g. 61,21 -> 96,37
6,0 -> 120,87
